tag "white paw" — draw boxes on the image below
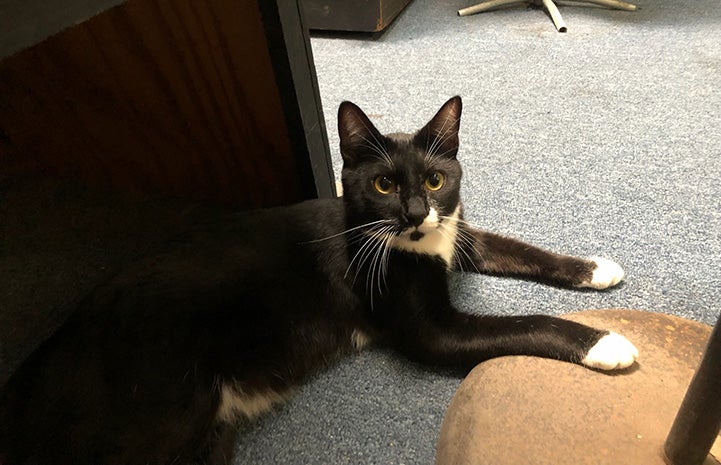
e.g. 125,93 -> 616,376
577,257 -> 625,289
582,332 -> 639,370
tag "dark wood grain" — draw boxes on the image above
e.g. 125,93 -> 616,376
0,0 -> 312,208
0,0 -> 334,385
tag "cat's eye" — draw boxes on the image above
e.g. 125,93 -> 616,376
425,171 -> 445,191
373,175 -> 396,194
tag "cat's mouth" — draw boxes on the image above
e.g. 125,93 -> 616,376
395,207 -> 443,242
398,220 -> 441,242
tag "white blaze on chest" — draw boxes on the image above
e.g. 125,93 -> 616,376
390,205 -> 461,267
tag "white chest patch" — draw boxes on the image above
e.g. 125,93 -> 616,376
216,383 -> 289,423
390,206 -> 460,267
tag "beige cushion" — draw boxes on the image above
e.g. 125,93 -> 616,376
435,309 -> 718,465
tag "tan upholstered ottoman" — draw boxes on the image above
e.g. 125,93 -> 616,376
435,309 -> 720,465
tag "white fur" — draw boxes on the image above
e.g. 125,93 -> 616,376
577,256 -> 625,289
351,329 -> 372,350
390,206 -> 460,267
217,384 -> 288,423
582,331 -> 639,370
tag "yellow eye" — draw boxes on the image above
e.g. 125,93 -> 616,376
374,175 -> 396,194
425,171 -> 445,191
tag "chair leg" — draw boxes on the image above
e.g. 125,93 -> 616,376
541,0 -> 567,32
579,0 -> 637,10
664,313 -> 721,465
457,0 -> 636,31
458,0 -> 529,17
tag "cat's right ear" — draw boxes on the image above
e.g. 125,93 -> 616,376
338,101 -> 384,165
415,96 -> 462,160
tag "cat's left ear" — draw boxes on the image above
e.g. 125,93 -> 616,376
415,96 -> 462,159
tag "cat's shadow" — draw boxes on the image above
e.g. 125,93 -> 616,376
588,361 -> 641,376
473,272 -> 629,293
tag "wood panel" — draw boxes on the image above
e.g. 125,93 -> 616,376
0,0 -> 309,208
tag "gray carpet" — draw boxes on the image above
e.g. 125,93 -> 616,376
232,0 -> 721,463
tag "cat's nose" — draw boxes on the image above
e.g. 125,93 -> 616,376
404,198 -> 428,228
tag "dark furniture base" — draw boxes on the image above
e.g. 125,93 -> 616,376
303,0 -> 413,32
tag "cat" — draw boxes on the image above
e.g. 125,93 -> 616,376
0,96 -> 637,465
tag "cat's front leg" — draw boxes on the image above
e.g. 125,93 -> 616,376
454,226 -> 624,289
396,310 -> 638,372
385,257 -> 637,372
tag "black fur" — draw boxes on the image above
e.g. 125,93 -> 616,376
1,96 -> 617,464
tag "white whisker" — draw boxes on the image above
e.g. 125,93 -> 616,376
446,225 -> 482,273
426,115 -> 460,165
344,223 -> 392,280
433,144 -> 459,160
352,225 -> 392,285
366,228 -> 389,309
302,219 -> 390,244
379,230 -> 393,295
359,137 -> 394,169
355,226 -> 394,310
356,119 -> 394,169
438,215 -> 483,230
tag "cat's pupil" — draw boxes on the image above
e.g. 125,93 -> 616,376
374,175 -> 395,194
426,171 -> 445,190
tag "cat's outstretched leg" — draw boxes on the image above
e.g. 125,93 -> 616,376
575,256 -> 625,289
454,226 -> 624,289
388,235 -> 636,371
395,310 -> 638,373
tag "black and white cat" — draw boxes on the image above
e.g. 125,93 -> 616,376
0,96 -> 637,465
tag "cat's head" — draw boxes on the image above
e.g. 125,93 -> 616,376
338,96 -> 463,241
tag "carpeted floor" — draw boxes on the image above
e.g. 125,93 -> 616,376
231,0 -> 721,463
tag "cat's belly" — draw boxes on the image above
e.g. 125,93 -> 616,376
215,328 -> 372,423
216,383 -> 292,423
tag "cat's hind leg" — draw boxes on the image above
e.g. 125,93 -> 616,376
203,421 -> 239,465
